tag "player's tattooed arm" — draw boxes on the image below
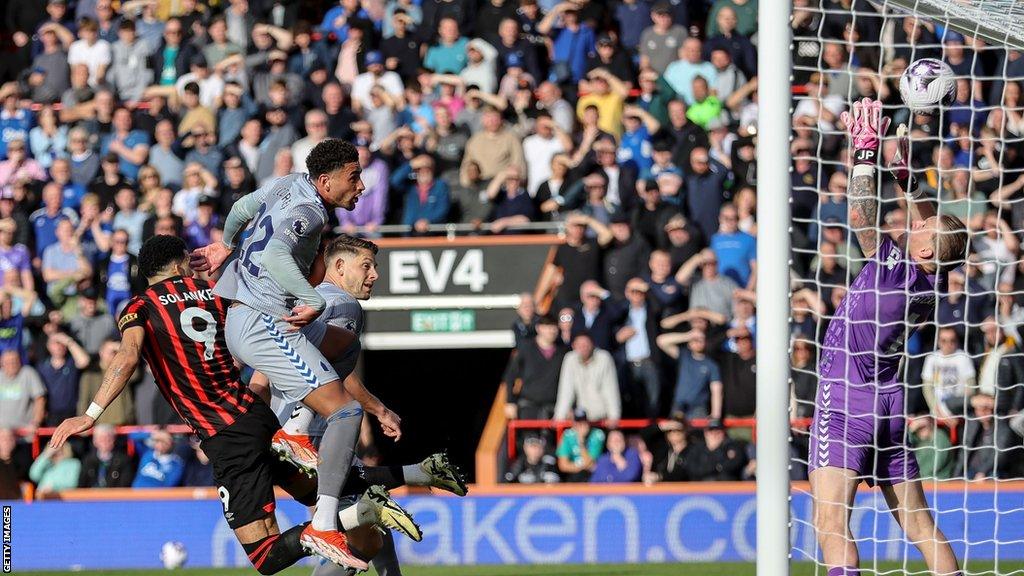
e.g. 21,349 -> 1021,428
848,173 -> 879,258
93,326 -> 144,408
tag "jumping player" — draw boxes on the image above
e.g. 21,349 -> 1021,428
809,99 -> 968,576
191,139 -> 396,567
48,235 -> 375,573
252,234 -> 469,576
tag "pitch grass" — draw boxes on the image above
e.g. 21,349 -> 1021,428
23,562 -> 1024,576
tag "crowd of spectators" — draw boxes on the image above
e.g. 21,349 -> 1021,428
0,0 -> 1022,495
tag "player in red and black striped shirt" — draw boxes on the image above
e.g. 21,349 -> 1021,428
49,235 -> 372,574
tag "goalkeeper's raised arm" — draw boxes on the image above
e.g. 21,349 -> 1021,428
842,98 -> 890,259
889,123 -> 937,224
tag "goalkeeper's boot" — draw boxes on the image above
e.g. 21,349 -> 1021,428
299,525 -> 369,572
271,429 -> 320,478
363,485 -> 423,542
421,451 -> 468,496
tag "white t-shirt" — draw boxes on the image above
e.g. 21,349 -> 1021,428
350,71 -> 404,111
522,134 -> 566,196
68,39 -> 112,87
175,73 -> 225,109
922,350 -> 976,414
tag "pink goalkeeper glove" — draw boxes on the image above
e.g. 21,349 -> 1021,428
840,98 -> 890,166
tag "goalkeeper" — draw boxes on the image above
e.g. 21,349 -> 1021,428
809,98 -> 968,576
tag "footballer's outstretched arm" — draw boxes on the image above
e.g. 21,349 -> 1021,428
49,326 -> 144,449
842,98 -> 890,259
190,186 -> 270,273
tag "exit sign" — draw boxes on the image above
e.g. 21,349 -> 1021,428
410,310 -> 476,332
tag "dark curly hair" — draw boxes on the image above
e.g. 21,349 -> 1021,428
306,138 -> 359,178
139,235 -> 189,279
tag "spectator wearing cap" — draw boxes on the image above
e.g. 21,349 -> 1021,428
523,114 -> 571,196
603,217 -> 651,298
95,228 -> 142,313
424,18 -> 471,74
586,34 -> 636,88
381,11 -> 423,82
645,249 -> 686,315
615,0 -> 652,52
942,31 -> 975,77
659,326 -> 723,419
720,328 -> 756,421
291,110 -> 330,175
338,139 -> 389,235
0,140 -> 45,188
618,277 -> 664,416
351,51 -> 406,114
391,155 -> 450,235
460,38 -> 500,94
78,423 -> 135,488
174,54 -> 225,109
539,3 -> 596,86
36,332 -> 89,425
151,18 -> 195,87
0,350 -> 45,432
68,17 -> 111,87
100,107 -> 150,182
182,123 -> 223,177
506,434 -> 560,483
639,3 -> 688,75
486,167 -> 535,233
688,418 -> 748,481
184,195 -> 221,250
676,248 -> 738,321
31,183 -> 79,260
555,331 -> 621,425
460,106 -> 525,185
664,38 -> 718,106
640,415 -> 694,482
66,127 -> 99,186
556,409 -> 606,482
108,19 -> 153,102
132,430 -> 185,488
505,314 -> 567,421
497,52 -> 537,102
590,429 -> 642,482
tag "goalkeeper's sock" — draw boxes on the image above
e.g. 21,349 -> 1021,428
828,568 -> 860,576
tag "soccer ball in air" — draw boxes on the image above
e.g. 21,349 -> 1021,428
160,541 -> 188,569
898,58 -> 957,114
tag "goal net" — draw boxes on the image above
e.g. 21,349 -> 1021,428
782,0 -> 1024,573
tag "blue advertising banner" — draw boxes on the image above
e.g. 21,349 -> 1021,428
9,487 -> 1024,570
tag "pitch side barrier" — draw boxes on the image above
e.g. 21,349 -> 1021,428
10,482 -> 1024,570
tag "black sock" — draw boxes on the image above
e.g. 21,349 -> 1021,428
360,465 -> 406,490
242,523 -> 309,575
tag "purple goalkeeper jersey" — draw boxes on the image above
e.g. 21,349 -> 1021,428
818,236 -> 944,391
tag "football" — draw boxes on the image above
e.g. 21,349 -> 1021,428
899,58 -> 957,114
159,541 -> 188,569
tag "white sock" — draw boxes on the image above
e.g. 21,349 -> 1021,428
402,464 -> 431,486
283,404 -> 316,436
338,500 -> 379,530
312,494 -> 341,531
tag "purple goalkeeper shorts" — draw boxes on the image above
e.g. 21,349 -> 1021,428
808,380 -> 919,486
